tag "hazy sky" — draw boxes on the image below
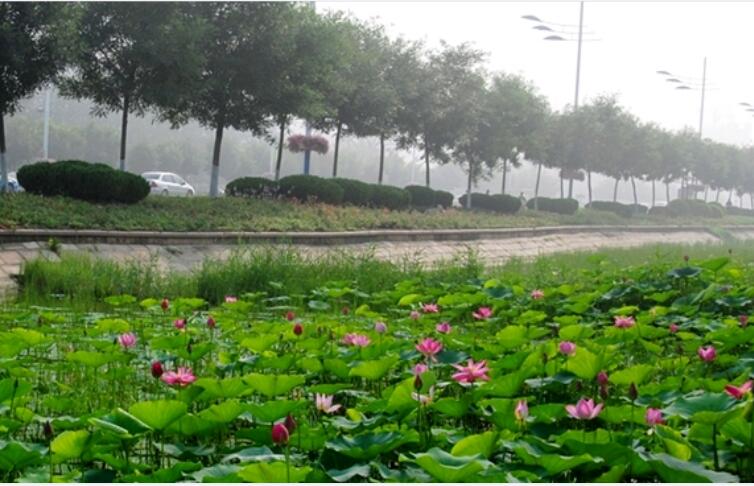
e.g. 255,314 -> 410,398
320,1 -> 754,147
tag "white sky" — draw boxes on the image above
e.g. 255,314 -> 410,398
319,1 -> 754,147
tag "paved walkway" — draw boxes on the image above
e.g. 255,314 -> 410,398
2,226 -> 748,300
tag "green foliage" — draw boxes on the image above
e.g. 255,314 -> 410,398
331,178 -> 374,206
405,185 -> 436,208
18,160 -> 149,203
527,197 -> 579,215
225,177 -> 279,198
368,184 -> 411,210
278,175 -> 344,205
666,199 -> 724,219
460,193 -> 522,214
433,190 -> 454,209
587,201 -> 635,218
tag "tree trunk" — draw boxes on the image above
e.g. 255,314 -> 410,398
423,135 -> 430,187
119,94 -> 129,171
651,180 -> 656,207
587,170 -> 592,203
559,173 -> 564,198
210,120 -> 224,198
740,193 -> 744,208
332,121 -> 342,177
666,181 -> 671,203
716,188 -> 721,202
465,161 -> 473,209
534,163 -> 542,210
630,176 -> 638,207
613,178 -> 620,202
274,118 -> 285,181
704,185 -> 709,202
750,193 -> 753,210
501,159 -> 508,194
568,177 -> 574,199
378,133 -> 385,184
0,112 -> 6,193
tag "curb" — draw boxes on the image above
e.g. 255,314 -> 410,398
1,225 -> 751,246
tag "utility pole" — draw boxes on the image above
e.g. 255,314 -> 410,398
699,57 -> 707,138
43,87 -> 51,160
303,0 -> 316,175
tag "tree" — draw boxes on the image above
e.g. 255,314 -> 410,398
175,2 -> 297,197
396,42 -> 487,188
59,2 -> 205,172
0,2 -> 68,191
259,9 -> 344,181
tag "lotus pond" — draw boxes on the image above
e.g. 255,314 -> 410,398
1,253 -> 754,482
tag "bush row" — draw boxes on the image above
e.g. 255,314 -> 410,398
586,201 -> 648,218
526,197 -> 579,215
458,193 -> 521,214
17,160 -> 150,204
726,206 -> 754,217
226,175 -> 454,211
648,199 -> 724,218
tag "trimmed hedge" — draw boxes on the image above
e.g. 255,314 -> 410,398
434,190 -> 454,209
458,193 -> 521,214
527,197 -> 579,215
277,175 -> 344,205
332,178 -> 374,206
405,185 -> 436,208
665,199 -> 723,219
225,177 -> 279,198
369,184 -> 411,210
17,160 -> 149,204
726,206 -> 754,217
586,201 -> 648,217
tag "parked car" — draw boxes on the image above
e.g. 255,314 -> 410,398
1,172 -> 23,193
141,171 -> 195,196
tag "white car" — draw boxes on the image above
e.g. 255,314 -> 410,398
142,171 -> 195,196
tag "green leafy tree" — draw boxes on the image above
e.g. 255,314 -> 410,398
59,2 -> 206,172
0,2 -> 68,191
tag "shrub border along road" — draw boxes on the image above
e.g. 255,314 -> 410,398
0,225 -> 751,246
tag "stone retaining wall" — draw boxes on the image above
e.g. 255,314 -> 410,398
1,226 -> 751,300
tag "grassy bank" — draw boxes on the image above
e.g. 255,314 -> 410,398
3,192 -> 753,232
16,240 -> 753,307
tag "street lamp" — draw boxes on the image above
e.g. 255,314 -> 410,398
655,58 -> 708,138
522,3 -> 599,202
302,0 -> 316,176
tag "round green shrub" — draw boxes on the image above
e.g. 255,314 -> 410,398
526,197 -> 579,215
226,177 -> 279,198
277,175 -> 344,205
17,160 -> 149,204
586,201 -> 633,218
405,185 -> 436,208
332,178 -> 374,206
434,190 -> 454,209
369,184 -> 411,210
666,199 -> 723,219
458,193 -> 521,213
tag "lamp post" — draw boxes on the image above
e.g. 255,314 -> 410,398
656,58 -> 709,200
522,2 -> 598,203
302,0 -> 316,176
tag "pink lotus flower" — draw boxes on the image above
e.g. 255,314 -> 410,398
669,323 -> 679,333
724,380 -> 753,399
271,423 -> 289,444
161,367 -> 196,387
207,316 -> 216,329
645,407 -> 665,426
374,321 -> 387,333
739,315 -> 749,328
472,307 -> 493,320
530,289 -> 545,300
614,316 -> 636,329
225,295 -> 237,303
293,322 -> 303,336
118,332 -> 137,349
174,318 -> 186,330
160,298 -> 169,312
698,345 -> 716,362
514,400 -> 529,421
151,361 -> 163,378
409,310 -> 421,320
342,333 -> 370,347
565,398 -> 603,420
422,303 -> 439,314
285,311 -> 296,321
413,363 -> 429,376
452,359 -> 491,384
341,306 -> 350,315
315,393 -> 341,414
416,338 -> 443,361
436,322 -> 452,334
559,341 -> 576,356
284,414 -> 297,434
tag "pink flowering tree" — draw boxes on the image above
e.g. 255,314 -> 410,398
287,134 -> 329,156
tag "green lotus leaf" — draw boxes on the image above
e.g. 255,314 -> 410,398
128,400 -> 188,431
243,373 -> 305,398
410,447 -> 491,482
237,462 -> 311,483
327,430 -> 420,460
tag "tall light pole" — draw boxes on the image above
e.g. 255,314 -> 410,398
302,0 -> 315,176
43,87 -> 51,160
522,2 -> 597,203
